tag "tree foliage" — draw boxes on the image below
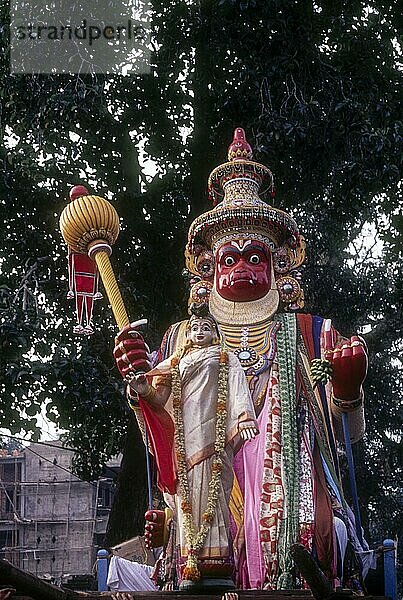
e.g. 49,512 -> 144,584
0,0 -> 401,545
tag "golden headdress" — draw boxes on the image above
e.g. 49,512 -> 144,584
185,128 -> 306,314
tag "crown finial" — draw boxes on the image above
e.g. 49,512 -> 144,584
227,127 -> 253,162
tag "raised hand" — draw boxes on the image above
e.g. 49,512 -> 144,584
113,319 -> 151,379
324,325 -> 367,402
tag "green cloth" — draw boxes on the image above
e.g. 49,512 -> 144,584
276,313 -> 299,590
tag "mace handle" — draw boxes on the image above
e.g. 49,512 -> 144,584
92,248 -> 130,330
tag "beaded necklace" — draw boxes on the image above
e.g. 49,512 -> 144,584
220,320 -> 280,374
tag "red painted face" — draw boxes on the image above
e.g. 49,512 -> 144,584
215,240 -> 272,301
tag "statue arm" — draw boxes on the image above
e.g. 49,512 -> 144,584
228,352 -> 259,441
322,321 -> 367,443
330,396 -> 365,443
124,320 -> 181,409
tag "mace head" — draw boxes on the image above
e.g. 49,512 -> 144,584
60,185 -> 120,254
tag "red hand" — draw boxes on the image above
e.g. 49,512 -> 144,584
113,324 -> 151,379
325,334 -> 368,400
144,510 -> 166,549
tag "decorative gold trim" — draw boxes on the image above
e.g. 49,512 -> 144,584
220,321 -> 277,353
331,393 -> 363,412
209,284 -> 279,325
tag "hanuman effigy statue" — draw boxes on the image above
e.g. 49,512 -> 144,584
113,129 -> 368,592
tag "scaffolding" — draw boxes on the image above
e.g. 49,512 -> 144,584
0,443 -> 118,584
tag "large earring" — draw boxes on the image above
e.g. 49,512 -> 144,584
273,247 -> 292,274
188,281 -> 213,314
276,274 -> 304,311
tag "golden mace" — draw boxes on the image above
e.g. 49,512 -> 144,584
59,185 -> 130,330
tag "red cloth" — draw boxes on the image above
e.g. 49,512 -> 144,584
68,251 -> 98,330
138,398 -> 177,495
297,314 -> 315,360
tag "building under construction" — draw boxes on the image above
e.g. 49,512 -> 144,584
0,441 -> 119,585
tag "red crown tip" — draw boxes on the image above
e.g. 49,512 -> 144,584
233,127 -> 246,141
69,185 -> 89,201
228,127 -> 253,162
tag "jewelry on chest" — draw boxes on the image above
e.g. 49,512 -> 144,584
221,321 -> 280,375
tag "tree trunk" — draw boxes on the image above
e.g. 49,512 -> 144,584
104,411 -> 149,547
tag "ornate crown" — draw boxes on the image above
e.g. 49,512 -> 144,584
185,128 -> 306,313
188,128 -> 301,252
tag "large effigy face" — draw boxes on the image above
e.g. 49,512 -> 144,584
215,238 -> 272,302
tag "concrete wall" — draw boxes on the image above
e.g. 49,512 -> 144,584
0,442 -> 119,584
21,442 -> 97,580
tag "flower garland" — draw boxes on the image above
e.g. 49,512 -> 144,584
170,346 -> 229,582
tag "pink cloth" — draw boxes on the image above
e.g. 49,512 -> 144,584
240,402 -> 269,589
